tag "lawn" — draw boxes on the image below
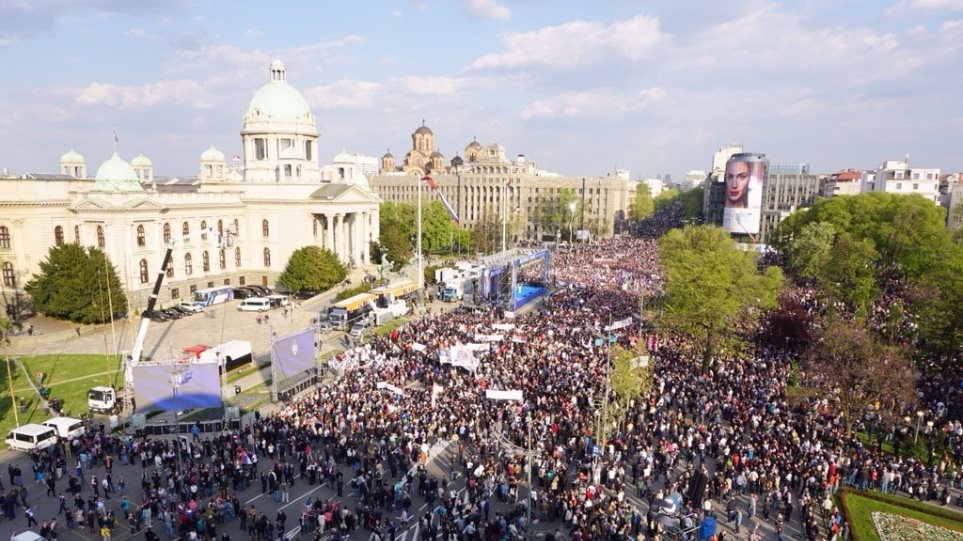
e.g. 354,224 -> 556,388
1,354 -> 122,436
375,318 -> 408,336
841,489 -> 963,541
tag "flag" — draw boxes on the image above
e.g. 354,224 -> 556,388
233,154 -> 240,161
422,175 -> 460,224
113,128 -> 119,143
506,179 -> 514,191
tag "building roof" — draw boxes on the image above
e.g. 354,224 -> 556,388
23,173 -> 76,181
414,125 -> 433,136
310,183 -> 353,200
60,149 -> 85,164
93,153 -> 145,193
834,170 -> 862,181
245,61 -> 313,124
200,145 -> 225,162
131,153 -> 152,167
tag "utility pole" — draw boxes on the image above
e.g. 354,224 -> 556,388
417,175 -> 424,305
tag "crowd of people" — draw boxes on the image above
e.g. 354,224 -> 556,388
4,220 -> 962,541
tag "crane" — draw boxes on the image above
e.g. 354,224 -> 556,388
88,230 -> 225,413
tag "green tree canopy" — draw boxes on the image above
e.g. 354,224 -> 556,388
422,200 -> 455,253
25,244 -> 127,324
380,224 -> 412,270
786,221 -> 836,280
658,225 -> 783,369
539,189 -> 582,240
277,246 -> 346,293
629,187 -> 654,221
653,188 -> 680,212
815,232 -> 879,317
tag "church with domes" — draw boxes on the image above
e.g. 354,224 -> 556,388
0,60 -> 380,310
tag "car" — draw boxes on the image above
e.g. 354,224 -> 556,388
178,302 -> 205,313
317,321 -> 333,333
169,305 -> 195,317
162,308 -> 185,319
246,285 -> 272,296
349,320 -> 372,338
232,288 -> 254,299
146,310 -> 170,322
293,289 -> 319,300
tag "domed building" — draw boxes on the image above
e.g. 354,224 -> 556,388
401,121 -> 444,175
0,60 -> 380,311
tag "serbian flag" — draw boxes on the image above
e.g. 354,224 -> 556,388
422,175 -> 460,224
506,179 -> 514,191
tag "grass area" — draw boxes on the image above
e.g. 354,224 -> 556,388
374,318 -> 407,336
855,430 -> 958,473
1,354 -> 121,436
785,385 -> 818,399
841,489 -> 963,541
333,282 -> 373,302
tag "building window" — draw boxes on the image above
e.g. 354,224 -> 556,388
235,247 -> 241,267
0,226 -> 9,250
201,220 -> 208,240
182,221 -> 190,237
284,164 -> 292,178
219,249 -> 226,270
74,225 -> 80,244
136,225 -> 146,247
896,182 -> 902,190
139,259 -> 149,284
96,225 -> 105,248
171,288 -> 179,299
1,262 -> 14,287
166,264 -> 174,278
202,250 -> 210,272
305,140 -> 312,161
190,285 -> 197,295
217,220 -> 224,236
262,219 -> 269,237
224,278 -> 231,285
263,247 -> 271,267
913,183 -> 919,190
207,281 -> 214,288
184,253 -> 193,275
255,138 -> 266,160
163,223 -> 171,244
239,276 -> 246,286
54,226 -> 64,246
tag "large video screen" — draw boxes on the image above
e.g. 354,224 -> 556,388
722,153 -> 767,235
132,362 -> 222,412
271,328 -> 316,380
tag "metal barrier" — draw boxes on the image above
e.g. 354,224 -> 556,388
274,369 -> 319,402
139,418 -> 241,436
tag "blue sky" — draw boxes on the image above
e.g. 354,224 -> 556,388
1,0 -> 961,179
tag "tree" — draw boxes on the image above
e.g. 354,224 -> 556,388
913,251 -> 963,355
653,188 -> 680,213
595,343 -> 653,446
472,209 -> 501,254
380,201 -> 416,239
277,246 -> 346,293
629,186 -> 654,221
814,232 -> 878,317
421,200 -> 455,253
25,244 -> 127,324
680,187 -> 704,220
539,189 -> 582,239
804,317 -> 918,435
786,221 -> 836,280
380,224 -> 412,270
658,225 -> 783,369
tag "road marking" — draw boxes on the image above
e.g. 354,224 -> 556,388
286,526 -> 302,538
245,492 -> 264,504
279,483 -> 327,510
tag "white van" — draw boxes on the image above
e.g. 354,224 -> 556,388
42,416 -> 86,439
267,294 -> 290,308
5,423 -> 58,452
238,298 -> 271,312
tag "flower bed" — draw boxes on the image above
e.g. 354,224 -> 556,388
872,512 -> 963,541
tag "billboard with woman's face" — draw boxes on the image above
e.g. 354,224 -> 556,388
722,153 -> 766,235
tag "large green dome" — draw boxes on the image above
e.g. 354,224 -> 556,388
245,60 -> 313,124
93,153 -> 144,192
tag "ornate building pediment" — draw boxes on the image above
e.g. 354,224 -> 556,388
309,184 -> 381,204
68,198 -> 111,212
122,197 -> 166,211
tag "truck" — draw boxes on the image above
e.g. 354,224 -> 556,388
372,299 -> 411,326
441,281 -> 465,302
371,279 -> 420,307
327,293 -> 377,330
87,386 -> 118,413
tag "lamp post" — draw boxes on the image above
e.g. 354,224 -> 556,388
567,202 -> 577,244
915,410 -> 925,445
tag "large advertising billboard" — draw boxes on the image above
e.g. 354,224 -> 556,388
271,328 -> 316,380
722,153 -> 767,235
132,361 -> 222,412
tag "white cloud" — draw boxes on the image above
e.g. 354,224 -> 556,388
942,19 -> 963,31
465,0 -> 510,20
75,79 -> 215,109
471,15 -> 665,70
887,0 -> 963,13
394,76 -> 473,96
302,79 -> 382,110
124,27 -> 160,40
520,87 -> 666,119
410,0 -> 428,11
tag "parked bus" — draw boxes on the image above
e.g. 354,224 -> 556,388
193,285 -> 234,307
371,279 -> 420,307
326,293 -> 377,330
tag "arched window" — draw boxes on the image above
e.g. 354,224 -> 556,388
136,224 -> 146,247
219,249 -> 226,270
54,226 -> 64,246
261,219 -> 269,237
0,226 -> 10,249
139,259 -> 149,284
263,247 -> 271,267
217,220 -> 224,236
202,250 -> 210,272
1,262 -> 13,287
234,247 -> 241,267
163,223 -> 171,244
96,225 -> 105,248
184,253 -> 193,275
74,225 -> 80,244
201,220 -> 208,240
166,264 -> 173,278
182,221 -> 190,237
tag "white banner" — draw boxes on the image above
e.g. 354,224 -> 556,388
466,343 -> 490,352
440,344 -> 480,372
411,343 -> 427,352
376,381 -> 406,396
492,323 -> 515,331
605,317 -> 633,331
475,333 -> 504,343
511,336 -> 528,344
485,389 -> 524,402
504,311 -> 516,320
431,383 -> 444,407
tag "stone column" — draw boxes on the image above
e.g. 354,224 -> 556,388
360,211 -> 368,265
334,213 -> 344,262
324,214 -> 333,253
353,213 -> 363,266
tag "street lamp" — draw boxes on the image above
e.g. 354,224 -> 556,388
915,410 -> 925,444
567,202 -> 577,244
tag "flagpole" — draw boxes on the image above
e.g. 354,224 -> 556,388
417,174 -> 424,304
501,182 -> 507,252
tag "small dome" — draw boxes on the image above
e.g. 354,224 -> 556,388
270,59 -> 285,73
93,153 -> 144,192
431,151 -> 443,158
382,151 -> 394,159
200,145 -> 225,162
491,143 -> 505,151
333,150 -> 353,163
131,154 -> 152,167
60,149 -> 85,164
280,146 -> 301,160
245,61 -> 313,124
467,140 -> 482,150
414,125 -> 433,136
450,155 -> 464,166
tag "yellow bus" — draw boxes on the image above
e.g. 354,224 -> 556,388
371,279 -> 420,305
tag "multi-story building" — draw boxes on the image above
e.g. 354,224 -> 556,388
703,155 -> 821,245
860,159 -> 941,203
0,60 -> 380,311
368,125 -> 632,240
821,169 -> 863,197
